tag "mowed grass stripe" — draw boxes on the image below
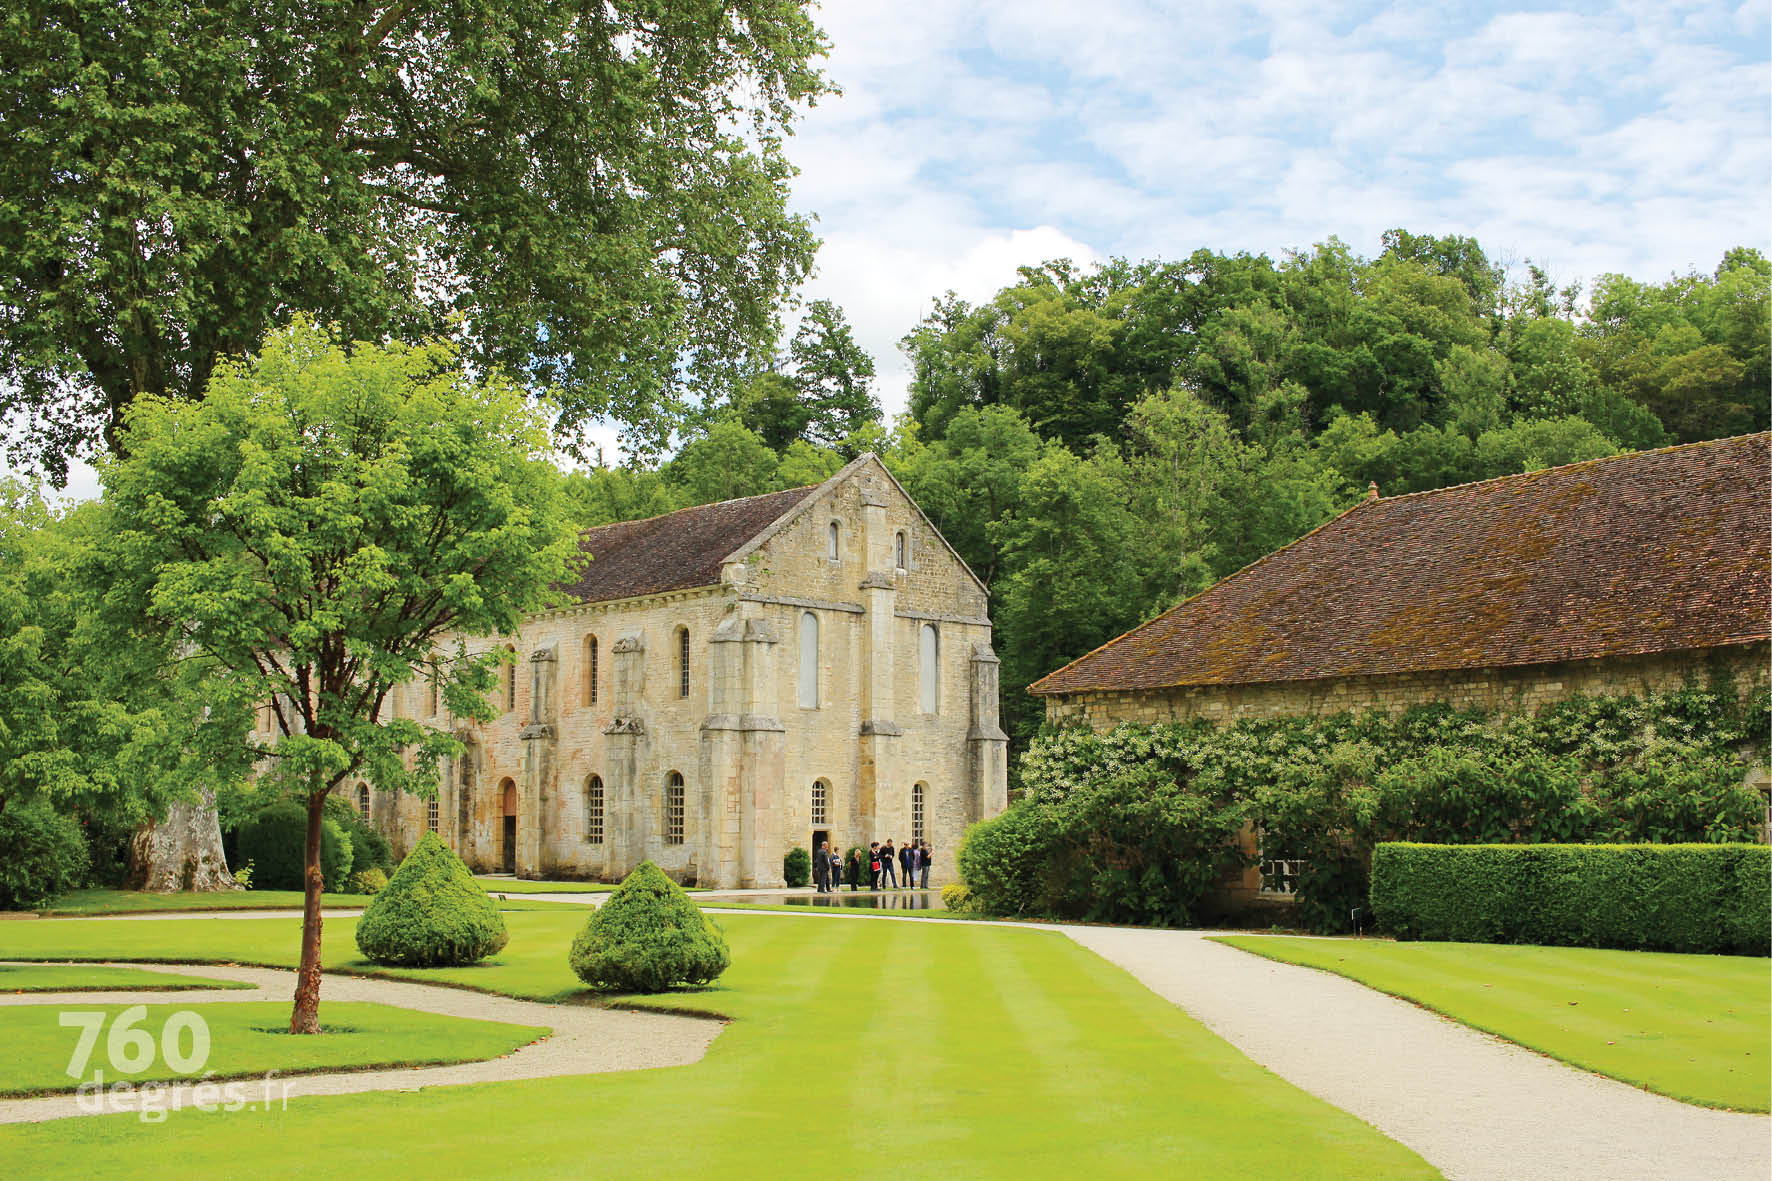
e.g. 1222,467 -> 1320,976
0,913 -> 1433,1176
1213,936 -> 1770,1112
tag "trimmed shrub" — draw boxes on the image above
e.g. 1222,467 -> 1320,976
569,861 -> 730,992
323,794 -> 395,874
345,867 -> 388,895
0,800 -> 90,909
354,832 -> 508,966
233,802 -> 352,892
783,846 -> 811,888
940,882 -> 976,914
1371,842 -> 1771,955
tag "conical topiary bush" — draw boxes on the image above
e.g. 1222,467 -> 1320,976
569,861 -> 730,992
354,832 -> 509,966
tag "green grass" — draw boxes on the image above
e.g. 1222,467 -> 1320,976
0,963 -> 252,992
472,877 -> 616,894
39,888 -> 372,915
0,913 -> 1432,1176
0,1000 -> 547,1096
1212,936 -> 1770,1112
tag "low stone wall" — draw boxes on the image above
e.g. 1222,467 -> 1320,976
1041,642 -> 1769,731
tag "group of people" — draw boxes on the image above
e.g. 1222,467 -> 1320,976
813,839 -> 933,892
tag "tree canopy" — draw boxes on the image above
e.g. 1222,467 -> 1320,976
0,0 -> 834,481
95,318 -> 582,1029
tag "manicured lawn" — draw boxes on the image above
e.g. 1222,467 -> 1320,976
0,913 -> 1433,1175
1212,936 -> 1770,1112
40,888 -> 372,916
0,1000 -> 547,1096
0,963 -> 251,992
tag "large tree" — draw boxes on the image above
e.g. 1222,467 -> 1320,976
0,0 -> 832,481
99,320 -> 581,1032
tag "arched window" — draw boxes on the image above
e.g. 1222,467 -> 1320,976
426,796 -> 439,833
919,623 -> 940,714
584,775 -> 604,844
676,627 -> 690,698
583,634 -> 599,706
665,772 -> 685,845
504,644 -> 517,712
812,778 -> 829,826
895,530 -> 907,570
798,611 -> 819,709
356,783 -> 370,823
912,782 -> 926,842
827,520 -> 840,560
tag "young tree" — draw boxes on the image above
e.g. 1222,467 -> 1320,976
788,300 -> 880,449
99,320 -> 581,1032
0,0 -> 833,480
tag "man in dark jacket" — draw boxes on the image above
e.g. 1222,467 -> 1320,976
880,840 -> 897,888
899,841 -> 915,889
919,841 -> 933,888
813,840 -> 831,892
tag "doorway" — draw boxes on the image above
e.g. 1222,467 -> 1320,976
500,779 -> 518,874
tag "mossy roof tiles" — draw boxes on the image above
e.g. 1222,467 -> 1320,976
561,484 -> 817,605
1030,433 -> 1772,696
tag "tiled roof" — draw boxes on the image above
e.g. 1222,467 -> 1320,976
561,485 -> 817,605
1031,434 -> 1772,696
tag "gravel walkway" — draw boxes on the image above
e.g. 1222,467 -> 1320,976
0,961 -> 720,1124
1059,927 -> 1771,1181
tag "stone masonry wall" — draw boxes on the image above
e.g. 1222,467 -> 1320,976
353,456 -> 1007,887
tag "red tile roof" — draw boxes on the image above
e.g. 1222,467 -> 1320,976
1031,434 -> 1772,696
561,485 -> 817,605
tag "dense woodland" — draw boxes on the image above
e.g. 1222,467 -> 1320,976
567,234 -> 1771,745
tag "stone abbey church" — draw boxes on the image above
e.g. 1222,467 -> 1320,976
356,455 -> 1008,889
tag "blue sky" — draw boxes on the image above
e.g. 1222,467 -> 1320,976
787,0 -> 1771,418
15,0 -> 1770,498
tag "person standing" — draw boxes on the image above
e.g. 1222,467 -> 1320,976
919,840 -> 933,888
829,846 -> 843,890
868,842 -> 882,890
899,840 -> 915,889
880,839 -> 897,888
813,840 -> 831,893
847,847 -> 862,891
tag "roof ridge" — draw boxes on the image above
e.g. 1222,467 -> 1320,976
1029,490 -> 1377,695
1368,431 -> 1771,505
581,481 -> 818,534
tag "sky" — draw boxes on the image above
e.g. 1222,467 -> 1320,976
15,0 -> 1771,501
786,0 -> 1771,422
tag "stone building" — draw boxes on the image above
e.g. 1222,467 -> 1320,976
1030,433 -> 1771,899
354,454 -> 1007,888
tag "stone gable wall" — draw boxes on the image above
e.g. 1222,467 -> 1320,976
354,457 -> 1007,887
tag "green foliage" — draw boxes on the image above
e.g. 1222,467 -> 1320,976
323,794 -> 395,874
346,867 -> 389,896
568,861 -> 730,992
939,882 -> 977,913
962,742 -> 1249,924
355,833 -> 508,967
0,0 -> 835,479
236,803 -> 352,892
0,800 -> 90,909
1371,843 -> 1771,955
1003,681 -> 1769,931
782,846 -> 811,888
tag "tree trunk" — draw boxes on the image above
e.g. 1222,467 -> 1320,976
128,788 -> 238,893
289,792 -> 326,1034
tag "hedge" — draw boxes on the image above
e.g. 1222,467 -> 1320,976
1370,842 -> 1771,955
234,801 -> 352,891
0,801 -> 90,909
569,861 -> 729,992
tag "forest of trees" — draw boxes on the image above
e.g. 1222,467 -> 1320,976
575,234 -> 1771,745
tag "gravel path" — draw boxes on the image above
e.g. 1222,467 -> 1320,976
0,961 -> 720,1124
1059,927 -> 1771,1181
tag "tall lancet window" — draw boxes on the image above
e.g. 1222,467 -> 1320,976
919,623 -> 940,714
798,612 -> 819,709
